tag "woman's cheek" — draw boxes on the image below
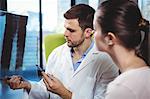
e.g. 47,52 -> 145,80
94,32 -> 105,51
94,32 -> 101,50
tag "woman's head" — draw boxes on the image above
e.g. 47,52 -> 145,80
94,0 -> 149,63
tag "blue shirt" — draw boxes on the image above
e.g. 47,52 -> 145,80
71,41 -> 94,71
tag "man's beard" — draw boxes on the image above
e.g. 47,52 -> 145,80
67,37 -> 85,48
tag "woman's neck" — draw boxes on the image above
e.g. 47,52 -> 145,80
110,45 -> 147,73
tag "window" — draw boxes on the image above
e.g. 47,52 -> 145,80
138,0 -> 150,21
5,0 -> 71,70
138,0 -> 150,64
7,0 -> 40,70
1,1 -> 71,99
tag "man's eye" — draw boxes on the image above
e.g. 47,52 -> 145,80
68,28 -> 75,32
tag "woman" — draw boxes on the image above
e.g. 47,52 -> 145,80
94,0 -> 150,99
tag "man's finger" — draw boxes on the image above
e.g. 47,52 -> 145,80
18,81 -> 27,89
47,74 -> 56,81
12,78 -> 21,88
43,79 -> 52,91
41,72 -> 53,84
9,76 -> 18,89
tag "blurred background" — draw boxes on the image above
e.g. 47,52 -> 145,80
0,0 -> 149,99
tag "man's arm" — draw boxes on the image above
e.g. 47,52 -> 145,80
42,72 -> 72,99
6,75 -> 50,99
94,66 -> 119,99
94,53 -> 119,99
6,75 -> 31,91
7,47 -> 60,99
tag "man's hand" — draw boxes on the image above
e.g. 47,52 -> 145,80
6,75 -> 31,92
42,72 -> 72,99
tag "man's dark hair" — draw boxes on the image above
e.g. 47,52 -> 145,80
64,4 -> 95,31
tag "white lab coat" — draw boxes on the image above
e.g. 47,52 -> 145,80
23,43 -> 118,99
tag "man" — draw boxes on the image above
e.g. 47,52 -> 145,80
7,4 -> 118,99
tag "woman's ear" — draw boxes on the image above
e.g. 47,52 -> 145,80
84,28 -> 93,38
104,32 -> 117,46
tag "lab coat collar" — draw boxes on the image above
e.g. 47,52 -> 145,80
64,44 -> 75,72
63,43 -> 99,77
72,44 -> 99,77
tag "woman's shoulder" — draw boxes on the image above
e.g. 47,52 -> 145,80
108,67 -> 150,91
112,67 -> 150,83
106,67 -> 150,99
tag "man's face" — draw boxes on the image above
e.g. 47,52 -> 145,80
64,19 -> 85,47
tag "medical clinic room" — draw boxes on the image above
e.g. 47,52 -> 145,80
0,0 -> 150,99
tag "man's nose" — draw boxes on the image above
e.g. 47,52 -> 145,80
64,30 -> 69,37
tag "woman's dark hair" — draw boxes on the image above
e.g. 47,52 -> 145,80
97,0 -> 149,65
64,4 -> 95,30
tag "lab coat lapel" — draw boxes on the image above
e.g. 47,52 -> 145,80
64,45 -> 74,71
72,47 -> 98,77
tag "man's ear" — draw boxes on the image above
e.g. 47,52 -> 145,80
104,32 -> 117,46
84,28 -> 93,38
